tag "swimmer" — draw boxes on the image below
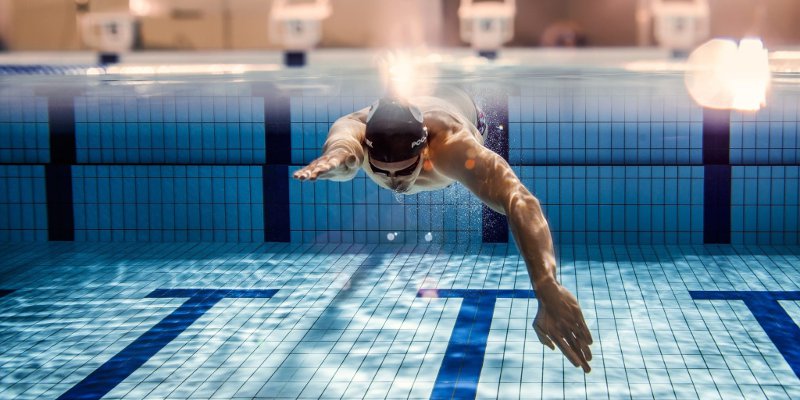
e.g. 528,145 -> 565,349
293,88 -> 593,372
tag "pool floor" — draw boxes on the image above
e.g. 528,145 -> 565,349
0,242 -> 799,399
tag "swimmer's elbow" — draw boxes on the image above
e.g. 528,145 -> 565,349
503,188 -> 541,216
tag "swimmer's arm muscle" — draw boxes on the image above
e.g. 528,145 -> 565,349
431,126 -> 593,372
294,110 -> 367,182
322,111 -> 367,161
431,129 -> 559,293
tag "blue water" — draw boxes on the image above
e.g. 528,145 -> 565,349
1,51 -> 799,398
0,242 -> 799,399
1,65 -> 798,244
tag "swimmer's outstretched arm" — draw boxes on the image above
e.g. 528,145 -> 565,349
293,109 -> 368,182
428,117 -> 593,373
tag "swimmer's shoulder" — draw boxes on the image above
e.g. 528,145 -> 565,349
343,107 -> 370,124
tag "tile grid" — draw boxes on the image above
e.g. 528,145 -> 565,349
514,166 -> 704,245
0,83 -> 798,245
508,85 -> 706,247
74,94 -> 266,165
730,94 -> 799,165
0,88 -> 50,164
731,166 -> 800,245
1,243 -> 799,399
0,165 -> 48,241
71,165 -> 264,242
508,87 -> 704,166
728,93 -> 800,245
65,85 -> 268,242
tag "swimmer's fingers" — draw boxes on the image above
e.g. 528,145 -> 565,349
293,162 -> 324,181
293,156 -> 344,181
293,164 -> 318,181
534,323 -> 555,350
314,157 -> 344,180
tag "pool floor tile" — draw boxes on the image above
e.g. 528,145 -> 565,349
0,242 -> 798,399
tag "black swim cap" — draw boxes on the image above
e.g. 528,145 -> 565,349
364,98 -> 427,163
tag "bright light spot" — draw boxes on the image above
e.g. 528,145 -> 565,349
685,38 -> 770,112
129,0 -> 149,16
376,51 -> 439,99
425,232 -> 433,242
387,232 -> 396,241
85,67 -> 103,76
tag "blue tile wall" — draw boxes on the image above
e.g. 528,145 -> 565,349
288,168 -> 482,243
72,165 -> 264,242
0,80 -> 798,245
0,166 -> 48,241
730,94 -> 799,165
74,94 -> 265,164
731,166 -> 800,245
514,166 -> 705,244
0,89 -> 50,164
290,95 -> 378,164
508,88 -> 703,165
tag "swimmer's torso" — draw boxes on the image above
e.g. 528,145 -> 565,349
361,95 -> 484,195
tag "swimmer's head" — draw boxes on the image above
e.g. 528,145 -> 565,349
364,97 -> 427,163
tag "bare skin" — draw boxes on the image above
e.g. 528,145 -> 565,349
294,96 -> 593,372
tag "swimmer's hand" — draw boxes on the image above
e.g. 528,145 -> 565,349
533,282 -> 593,373
293,148 -> 360,181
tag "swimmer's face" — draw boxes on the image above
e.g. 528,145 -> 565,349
367,154 -> 423,193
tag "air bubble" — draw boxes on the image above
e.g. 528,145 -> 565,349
425,232 -> 433,242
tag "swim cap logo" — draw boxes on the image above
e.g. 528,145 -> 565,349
410,136 -> 427,149
365,138 -> 374,148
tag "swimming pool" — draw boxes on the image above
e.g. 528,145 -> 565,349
0,49 -> 798,399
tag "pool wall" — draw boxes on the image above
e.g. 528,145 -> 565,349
0,79 -> 798,244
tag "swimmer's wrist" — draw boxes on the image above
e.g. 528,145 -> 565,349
534,276 -> 559,297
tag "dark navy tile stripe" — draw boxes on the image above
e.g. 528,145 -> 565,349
46,165 -> 74,241
256,85 -> 292,166
47,96 -> 77,165
690,291 -> 800,379
58,289 -> 278,400
263,165 -> 290,242
704,165 -> 731,244
253,85 -> 291,242
284,51 -> 307,68
702,108 -> 731,244
44,94 -> 78,241
703,109 -> 730,165
482,96 -> 509,243
0,289 -> 14,298
417,289 -> 535,400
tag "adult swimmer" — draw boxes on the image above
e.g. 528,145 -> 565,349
293,87 -> 593,372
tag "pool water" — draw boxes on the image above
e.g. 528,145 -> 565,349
0,242 -> 799,399
0,49 -> 799,399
